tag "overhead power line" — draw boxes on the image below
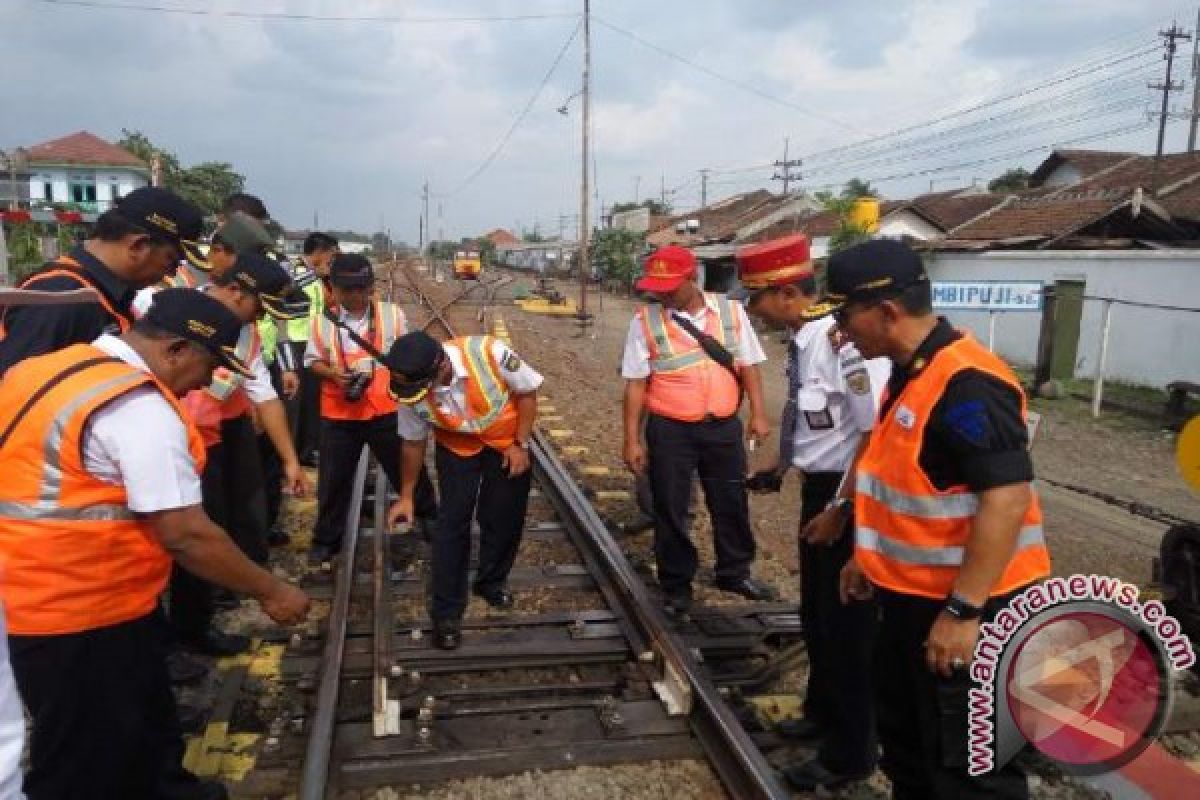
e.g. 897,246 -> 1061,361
34,0 -> 579,23
592,15 -> 859,133
437,19 -> 582,198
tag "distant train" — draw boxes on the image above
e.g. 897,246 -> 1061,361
452,250 -> 482,280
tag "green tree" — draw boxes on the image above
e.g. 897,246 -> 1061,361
611,199 -> 670,216
522,230 -> 546,243
116,129 -> 245,216
591,227 -> 644,287
840,178 -> 879,200
819,194 -> 872,253
988,167 -> 1030,193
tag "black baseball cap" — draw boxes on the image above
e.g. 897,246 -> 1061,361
329,253 -> 374,288
143,288 -> 252,377
113,187 -> 204,259
802,238 -> 929,320
227,252 -> 310,320
383,331 -> 445,404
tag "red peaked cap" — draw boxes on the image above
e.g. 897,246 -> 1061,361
635,245 -> 697,293
735,233 -> 813,290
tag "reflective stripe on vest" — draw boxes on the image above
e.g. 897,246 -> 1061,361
857,524 -> 1047,567
207,325 -> 259,402
854,333 -> 1050,599
0,344 -> 207,634
413,336 -> 510,434
641,296 -> 739,373
314,302 -> 407,421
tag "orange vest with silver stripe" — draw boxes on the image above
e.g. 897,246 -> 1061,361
0,256 -> 133,340
158,262 -> 207,290
180,323 -> 262,447
854,335 -> 1050,600
637,294 -> 741,421
0,344 -> 207,634
312,302 -> 406,421
411,336 -> 519,457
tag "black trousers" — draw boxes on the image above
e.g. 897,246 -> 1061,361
259,361 -> 285,530
9,611 -> 202,800
169,414 -> 268,639
875,588 -> 1030,800
290,343 -> 321,459
797,471 -> 878,775
431,444 -> 532,621
644,413 -> 755,594
313,415 -> 438,550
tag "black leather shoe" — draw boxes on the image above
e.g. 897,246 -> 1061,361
431,619 -> 462,650
167,650 -> 208,686
182,630 -> 251,658
782,758 -> 870,791
715,576 -> 778,601
663,589 -> 693,616
472,585 -> 514,609
775,716 -> 823,741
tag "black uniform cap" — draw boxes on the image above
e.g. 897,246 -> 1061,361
227,252 -> 310,320
803,238 -> 929,320
329,253 -> 374,288
383,331 -> 444,404
142,288 -> 252,377
113,187 -> 205,263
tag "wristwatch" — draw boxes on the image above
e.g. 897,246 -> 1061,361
943,592 -> 985,620
827,497 -> 853,516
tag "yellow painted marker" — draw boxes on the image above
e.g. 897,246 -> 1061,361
1178,415 -> 1200,493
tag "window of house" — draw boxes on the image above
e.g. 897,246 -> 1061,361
68,174 -> 97,204
110,181 -> 122,202
42,181 -> 53,201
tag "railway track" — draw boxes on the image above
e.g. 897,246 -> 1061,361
249,261 -> 801,798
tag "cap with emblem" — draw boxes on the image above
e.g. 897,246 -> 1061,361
634,245 -> 697,293
329,253 -> 374,288
803,238 -> 928,320
382,331 -> 445,404
142,288 -> 253,377
113,187 -> 204,263
735,233 -> 812,290
226,252 -> 309,320
214,211 -> 276,257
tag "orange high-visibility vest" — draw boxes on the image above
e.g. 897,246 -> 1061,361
159,262 -> 207,290
181,323 -> 262,447
0,256 -> 133,339
311,302 -> 406,421
411,336 -> 519,457
0,344 -> 207,635
854,334 -> 1050,599
637,294 -> 742,421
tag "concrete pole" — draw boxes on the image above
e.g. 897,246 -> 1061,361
1091,299 -> 1114,418
578,0 -> 591,321
988,311 -> 997,352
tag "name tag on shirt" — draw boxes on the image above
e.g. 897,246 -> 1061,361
895,404 -> 916,430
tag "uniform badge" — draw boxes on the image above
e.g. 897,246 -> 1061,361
503,351 -> 522,371
845,368 -> 870,396
895,404 -> 916,430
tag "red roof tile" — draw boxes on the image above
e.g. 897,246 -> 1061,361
903,191 -> 1008,231
484,228 -> 521,247
1029,149 -> 1139,187
24,131 -> 146,169
647,189 -> 781,246
947,194 -> 1122,241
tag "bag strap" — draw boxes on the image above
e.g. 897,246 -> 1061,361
669,311 -> 741,383
321,308 -> 387,363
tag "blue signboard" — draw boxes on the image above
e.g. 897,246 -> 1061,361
932,280 -> 1043,311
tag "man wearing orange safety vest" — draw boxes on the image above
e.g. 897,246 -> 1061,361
385,330 -> 543,650
0,187 -> 204,376
807,239 -> 1051,799
168,251 -> 311,658
0,288 -> 310,800
621,245 -> 774,615
305,254 -> 437,564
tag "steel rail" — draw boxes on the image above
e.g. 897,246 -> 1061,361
371,461 -> 398,736
298,448 -> 371,800
529,431 -> 787,799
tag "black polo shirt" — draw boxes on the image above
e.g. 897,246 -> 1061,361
0,246 -> 136,376
880,317 -> 1033,491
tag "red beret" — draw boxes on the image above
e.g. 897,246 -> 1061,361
635,245 -> 697,292
735,234 -> 812,289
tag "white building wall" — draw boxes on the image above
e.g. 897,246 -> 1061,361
26,166 -> 147,210
925,250 -> 1200,388
878,209 -> 943,241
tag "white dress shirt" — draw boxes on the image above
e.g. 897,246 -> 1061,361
397,340 -> 544,441
788,315 -> 891,473
620,294 -> 767,380
82,335 -> 204,512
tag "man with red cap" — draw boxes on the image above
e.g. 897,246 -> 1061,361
739,233 -> 888,791
621,245 -> 773,614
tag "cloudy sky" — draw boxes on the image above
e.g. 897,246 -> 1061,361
4,0 -> 1198,241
